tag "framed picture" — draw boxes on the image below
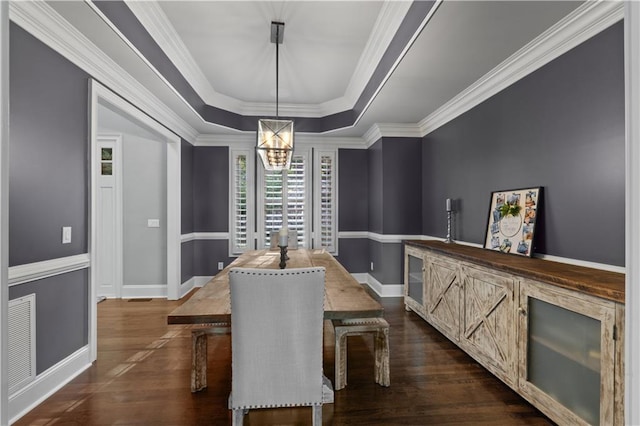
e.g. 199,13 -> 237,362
483,187 -> 542,257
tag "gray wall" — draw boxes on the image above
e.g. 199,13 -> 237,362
122,134 -> 167,286
181,141 -> 194,283
339,140 -> 421,280
369,240 -> 404,285
194,146 -> 229,232
336,149 -> 370,273
381,137 -> 422,234
368,141 -> 383,235
9,270 -> 88,374
339,149 -> 369,232
336,238 -> 369,273
9,23 -> 88,266
191,146 -> 232,275
194,240 -> 234,277
340,138 -> 422,283
181,140 -> 194,234
181,240 -> 195,284
366,137 -> 422,235
422,22 -> 625,266
9,23 -> 90,370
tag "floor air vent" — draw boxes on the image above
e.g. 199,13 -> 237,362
9,293 -> 36,394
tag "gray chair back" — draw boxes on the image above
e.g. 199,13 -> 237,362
228,267 -> 325,423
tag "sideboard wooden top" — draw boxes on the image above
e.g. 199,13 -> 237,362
405,240 -> 625,304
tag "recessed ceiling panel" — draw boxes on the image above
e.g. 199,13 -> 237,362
158,1 -> 383,106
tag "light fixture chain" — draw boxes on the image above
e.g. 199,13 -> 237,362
276,24 -> 280,120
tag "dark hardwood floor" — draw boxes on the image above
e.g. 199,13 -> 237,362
15,290 -> 553,425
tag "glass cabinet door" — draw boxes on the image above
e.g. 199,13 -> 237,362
518,279 -> 615,425
407,254 -> 423,304
404,246 -> 425,315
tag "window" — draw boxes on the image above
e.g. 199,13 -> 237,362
229,149 -> 255,255
230,145 -> 338,255
314,150 -> 337,253
257,147 -> 311,249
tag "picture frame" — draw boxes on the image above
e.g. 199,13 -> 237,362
483,187 -> 542,257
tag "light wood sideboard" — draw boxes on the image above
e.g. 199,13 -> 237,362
404,240 -> 625,426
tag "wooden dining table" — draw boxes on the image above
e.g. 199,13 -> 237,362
168,248 -> 384,325
168,248 -> 388,393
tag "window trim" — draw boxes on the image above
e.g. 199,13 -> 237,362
229,147 -> 255,256
229,144 -> 339,256
313,148 -> 338,254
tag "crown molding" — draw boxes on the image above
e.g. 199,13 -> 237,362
196,133 -> 254,147
126,0 -> 411,118
9,1 -> 199,142
297,135 -> 367,149
363,123 -> 422,147
419,0 -> 624,137
239,101 -> 326,118
363,124 -> 383,147
196,132 -> 366,149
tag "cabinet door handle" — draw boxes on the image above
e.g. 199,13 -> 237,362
518,307 -> 527,316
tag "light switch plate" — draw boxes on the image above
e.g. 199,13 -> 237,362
147,219 -> 160,228
62,227 -> 72,244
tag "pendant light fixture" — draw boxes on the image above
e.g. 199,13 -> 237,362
257,21 -> 294,171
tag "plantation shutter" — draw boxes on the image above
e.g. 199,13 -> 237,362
314,150 -> 337,253
286,156 -> 306,248
262,169 -> 284,248
230,149 -> 254,254
257,148 -> 311,249
246,146 -> 338,254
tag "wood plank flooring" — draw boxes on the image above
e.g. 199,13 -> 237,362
15,291 -> 554,425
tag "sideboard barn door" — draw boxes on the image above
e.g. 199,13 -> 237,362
459,265 -> 517,387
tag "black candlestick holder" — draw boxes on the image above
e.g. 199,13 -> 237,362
279,245 -> 288,269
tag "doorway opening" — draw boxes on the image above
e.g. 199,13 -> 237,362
88,80 -> 180,361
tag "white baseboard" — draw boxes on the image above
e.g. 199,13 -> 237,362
351,273 -> 403,298
120,284 -> 167,299
9,346 -> 92,425
351,273 -> 369,284
180,277 -> 195,298
180,276 -> 214,298
194,276 -> 213,287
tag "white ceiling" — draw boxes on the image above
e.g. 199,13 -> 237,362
44,0 -> 586,140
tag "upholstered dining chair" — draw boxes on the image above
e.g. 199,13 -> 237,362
228,267 -> 328,425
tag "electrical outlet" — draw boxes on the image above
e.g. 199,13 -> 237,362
370,262 -> 374,271
147,219 -> 160,228
62,227 -> 72,244
218,262 -> 224,270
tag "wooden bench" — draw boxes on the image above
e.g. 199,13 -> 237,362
332,317 -> 390,390
191,323 -> 231,392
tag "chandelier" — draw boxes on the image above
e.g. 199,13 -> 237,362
257,21 -> 294,171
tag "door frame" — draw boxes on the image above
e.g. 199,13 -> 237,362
88,79 -> 181,361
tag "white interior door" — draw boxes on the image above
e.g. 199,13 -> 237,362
96,135 -> 122,299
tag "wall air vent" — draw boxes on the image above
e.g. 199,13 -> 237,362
8,293 -> 36,395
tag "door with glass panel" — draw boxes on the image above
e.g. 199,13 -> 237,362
96,136 -> 122,299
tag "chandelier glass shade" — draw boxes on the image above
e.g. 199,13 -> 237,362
257,119 -> 294,171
